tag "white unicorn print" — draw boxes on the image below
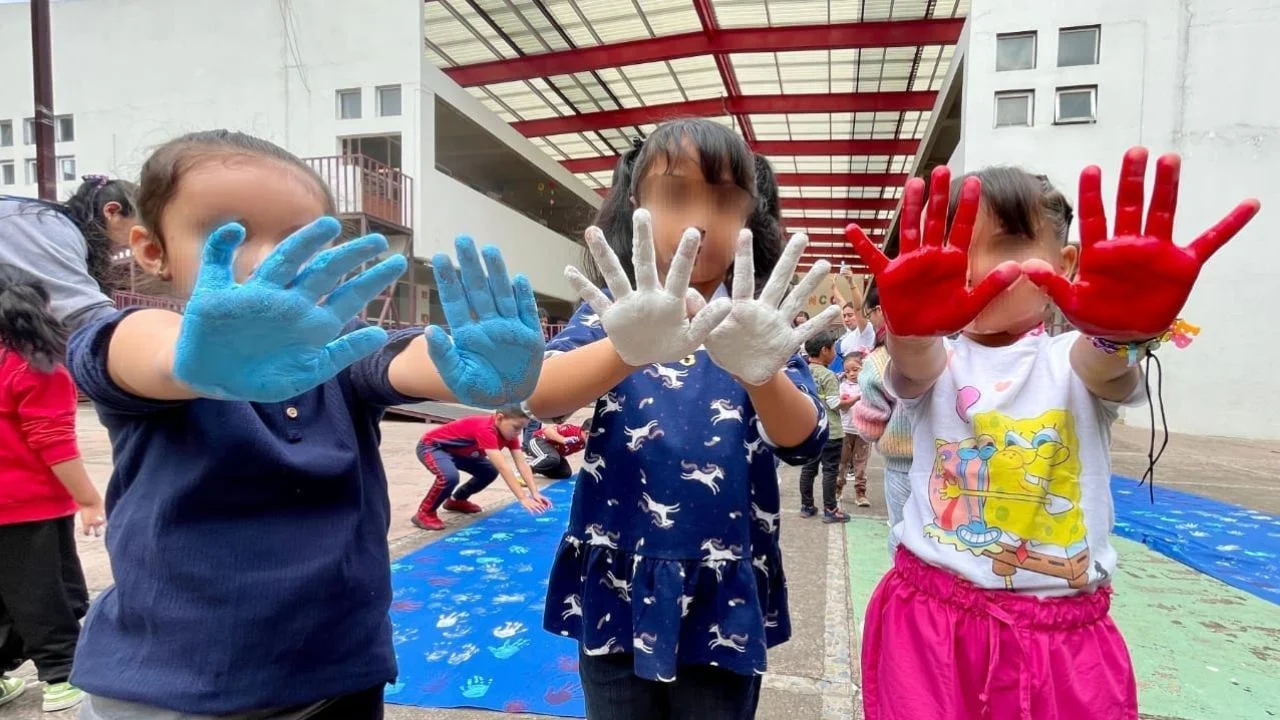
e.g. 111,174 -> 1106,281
643,364 -> 688,389
639,397 -> 654,408
710,399 -> 744,424
752,555 -> 769,576
633,633 -> 657,654
585,524 -> 620,549
678,594 -> 694,618
707,624 -> 749,653
623,420 -> 665,451
580,453 -> 606,482
583,638 -> 618,656
582,312 -> 602,328
600,392 -> 624,415
681,461 -> 724,494
751,502 -> 780,534
699,539 -> 743,581
639,493 -> 680,529
764,610 -> 780,628
602,571 -> 632,602
561,594 -> 583,620
744,437 -> 765,463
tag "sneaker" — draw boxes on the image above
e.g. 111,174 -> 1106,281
0,677 -> 25,709
411,511 -> 446,531
42,681 -> 82,712
443,498 -> 483,514
855,492 -> 871,508
823,508 -> 852,524
799,506 -> 818,519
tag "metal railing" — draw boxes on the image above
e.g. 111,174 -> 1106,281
303,154 -> 414,231
112,290 -> 186,313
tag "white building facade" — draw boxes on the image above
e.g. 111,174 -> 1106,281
0,0 -> 594,315
944,0 -> 1280,440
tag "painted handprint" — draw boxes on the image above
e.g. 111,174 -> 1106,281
510,545 -> 530,554
545,680 -> 583,706
460,676 -> 493,699
436,611 -> 469,629
447,644 -> 479,666
492,621 -> 526,639
488,638 -> 531,659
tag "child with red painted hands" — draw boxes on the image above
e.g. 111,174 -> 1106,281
845,149 -> 1259,720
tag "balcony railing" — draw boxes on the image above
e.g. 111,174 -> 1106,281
304,154 -> 414,231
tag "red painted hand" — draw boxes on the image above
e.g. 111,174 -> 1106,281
845,166 -> 1021,337
1022,147 -> 1260,340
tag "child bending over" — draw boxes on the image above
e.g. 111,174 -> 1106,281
524,416 -> 591,479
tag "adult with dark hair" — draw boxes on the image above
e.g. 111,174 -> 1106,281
0,175 -> 138,331
0,264 -> 104,713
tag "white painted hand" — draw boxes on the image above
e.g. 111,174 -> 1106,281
704,231 -> 840,385
564,209 -> 731,367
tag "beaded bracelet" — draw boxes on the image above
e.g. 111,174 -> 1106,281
1089,319 -> 1200,367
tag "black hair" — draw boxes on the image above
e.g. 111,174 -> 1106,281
946,166 -> 1074,245
580,416 -> 593,434
495,404 -> 530,420
792,310 -> 811,326
2,175 -> 137,294
740,153 -> 785,293
804,329 -> 838,358
0,264 -> 68,372
138,130 -> 336,249
587,119 -> 757,290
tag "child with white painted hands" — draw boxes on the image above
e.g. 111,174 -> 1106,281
532,119 -> 837,720
65,131 -> 545,720
846,156 -> 1259,720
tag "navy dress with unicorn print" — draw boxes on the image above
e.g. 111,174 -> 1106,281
541,298 -> 829,681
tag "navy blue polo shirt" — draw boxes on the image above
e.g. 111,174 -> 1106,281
67,309 -> 421,714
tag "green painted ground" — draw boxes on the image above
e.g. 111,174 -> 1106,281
845,519 -> 1280,719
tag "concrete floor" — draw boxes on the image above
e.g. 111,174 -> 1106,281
4,411 -> 1278,719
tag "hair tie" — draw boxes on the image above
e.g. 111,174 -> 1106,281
81,174 -> 111,188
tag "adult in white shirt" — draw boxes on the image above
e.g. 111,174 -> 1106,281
830,272 -> 876,358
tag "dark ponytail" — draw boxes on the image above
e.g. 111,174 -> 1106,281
0,264 -> 68,372
62,175 -> 138,294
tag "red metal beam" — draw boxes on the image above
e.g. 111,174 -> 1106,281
693,0 -> 755,144
777,173 -> 908,187
445,18 -> 965,87
562,139 -> 920,174
784,217 -> 889,230
512,92 -> 936,137
781,198 -> 899,212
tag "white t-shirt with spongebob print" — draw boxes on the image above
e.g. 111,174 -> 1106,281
891,330 -> 1143,597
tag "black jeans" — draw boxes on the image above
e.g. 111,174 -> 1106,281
298,685 -> 384,719
0,516 -> 89,683
525,437 -> 573,479
798,437 -> 843,511
578,652 -> 762,720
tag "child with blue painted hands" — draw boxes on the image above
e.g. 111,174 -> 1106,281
65,131 -> 545,720
529,119 -> 839,720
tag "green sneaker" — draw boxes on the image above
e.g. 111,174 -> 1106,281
0,676 -> 26,708
42,681 -> 82,712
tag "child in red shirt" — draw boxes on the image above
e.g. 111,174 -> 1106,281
524,417 -> 592,479
0,265 -> 105,712
413,404 -> 552,531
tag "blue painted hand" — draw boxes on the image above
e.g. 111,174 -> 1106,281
173,217 -> 407,402
460,675 -> 494,698
426,237 -> 545,408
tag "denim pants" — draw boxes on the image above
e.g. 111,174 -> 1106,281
578,651 -> 762,720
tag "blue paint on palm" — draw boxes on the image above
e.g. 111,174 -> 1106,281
173,217 -> 407,402
427,236 -> 545,409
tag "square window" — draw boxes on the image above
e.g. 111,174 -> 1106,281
1055,86 -> 1097,123
995,90 -> 1034,127
0,121 -> 11,147
24,159 -> 36,185
996,32 -> 1036,71
376,85 -> 402,117
58,156 -> 76,181
1058,26 -> 1100,67
56,115 -> 74,142
1,162 -> 13,186
22,118 -> 35,145
337,89 -> 362,119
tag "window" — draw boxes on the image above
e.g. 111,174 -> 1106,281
56,115 -> 74,142
22,118 -> 34,145
0,121 -> 11,147
0,162 -> 13,186
994,90 -> 1034,127
1055,86 -> 1097,124
376,85 -> 402,117
336,89 -> 362,119
58,156 -> 76,181
996,32 -> 1036,71
24,159 -> 36,185
1058,26 -> 1100,67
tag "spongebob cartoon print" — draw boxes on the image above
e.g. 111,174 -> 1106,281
923,405 -> 1090,589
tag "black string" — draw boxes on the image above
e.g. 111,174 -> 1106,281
1137,350 -> 1170,503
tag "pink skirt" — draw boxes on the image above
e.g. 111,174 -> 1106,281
861,548 -> 1138,720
